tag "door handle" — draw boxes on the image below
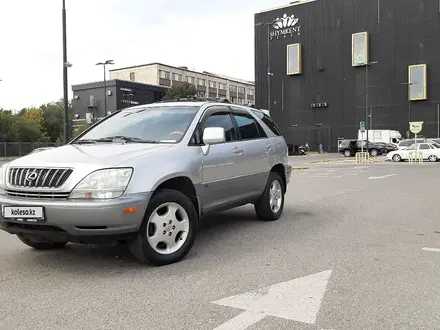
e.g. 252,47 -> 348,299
265,144 -> 273,150
233,147 -> 244,154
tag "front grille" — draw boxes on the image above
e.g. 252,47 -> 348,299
5,190 -> 69,200
8,168 -> 73,188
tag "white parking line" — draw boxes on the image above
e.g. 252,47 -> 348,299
422,248 -> 440,252
368,174 -> 397,180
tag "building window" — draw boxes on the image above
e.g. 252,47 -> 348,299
231,96 -> 237,103
230,85 -> 237,93
173,73 -> 182,81
159,70 -> 170,79
219,83 -> 226,90
187,76 -> 195,84
129,72 -> 135,81
198,91 -> 205,97
248,89 -> 254,95
198,78 -> 205,86
408,64 -> 427,100
209,81 -> 217,88
238,86 -> 245,94
352,32 -> 369,66
209,92 -> 217,98
238,97 -> 244,104
287,43 -> 302,75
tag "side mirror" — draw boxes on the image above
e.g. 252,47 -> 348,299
203,127 -> 225,145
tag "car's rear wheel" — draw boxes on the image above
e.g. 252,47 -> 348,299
255,172 -> 285,221
392,154 -> 402,162
428,155 -> 438,162
343,150 -> 351,157
128,189 -> 198,266
17,234 -> 67,250
370,149 -> 378,156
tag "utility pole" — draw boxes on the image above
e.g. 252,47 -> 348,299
96,60 -> 114,115
62,0 -> 69,144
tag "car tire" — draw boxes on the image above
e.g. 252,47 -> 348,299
128,189 -> 198,266
392,154 -> 402,162
254,172 -> 285,221
17,234 -> 67,250
343,150 -> 351,157
370,149 -> 378,157
428,155 -> 438,162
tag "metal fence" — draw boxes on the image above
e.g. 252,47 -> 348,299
0,142 -> 58,158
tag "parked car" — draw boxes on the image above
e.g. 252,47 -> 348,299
0,100 -> 292,266
397,138 -> 427,150
387,142 -> 440,162
374,142 -> 398,154
338,139 -> 386,157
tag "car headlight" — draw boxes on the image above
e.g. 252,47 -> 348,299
69,168 -> 133,200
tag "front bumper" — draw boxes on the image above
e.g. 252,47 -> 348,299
0,192 -> 151,240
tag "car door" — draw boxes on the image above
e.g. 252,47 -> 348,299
230,108 -> 275,197
197,106 -> 248,212
418,143 -> 431,159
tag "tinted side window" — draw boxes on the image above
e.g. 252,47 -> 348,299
400,140 -> 413,147
233,113 -> 260,140
419,144 -> 429,150
252,110 -> 282,136
202,112 -> 237,142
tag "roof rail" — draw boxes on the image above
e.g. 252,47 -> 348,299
155,96 -> 231,103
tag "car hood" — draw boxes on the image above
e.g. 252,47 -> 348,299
8,143 -> 174,168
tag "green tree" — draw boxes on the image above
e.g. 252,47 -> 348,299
163,82 -> 197,100
15,116 -> 41,142
24,108 -> 44,127
0,111 -> 19,142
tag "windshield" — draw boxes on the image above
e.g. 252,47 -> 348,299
76,106 -> 200,144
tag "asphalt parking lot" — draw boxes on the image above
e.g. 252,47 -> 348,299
1,158 -> 440,330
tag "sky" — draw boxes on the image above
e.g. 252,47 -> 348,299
0,0 -> 285,110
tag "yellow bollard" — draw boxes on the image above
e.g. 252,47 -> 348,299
409,151 -> 423,164
355,152 -> 370,164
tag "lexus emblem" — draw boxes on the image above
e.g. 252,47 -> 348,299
26,172 -> 38,182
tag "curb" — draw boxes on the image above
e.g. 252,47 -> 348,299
308,158 -> 387,164
291,167 -> 309,171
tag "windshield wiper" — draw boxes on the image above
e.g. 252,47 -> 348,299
95,136 -> 159,143
72,139 -> 97,145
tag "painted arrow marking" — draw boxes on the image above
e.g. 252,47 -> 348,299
423,248 -> 440,252
368,174 -> 397,180
211,270 -> 332,330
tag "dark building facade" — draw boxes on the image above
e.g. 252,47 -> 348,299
255,0 -> 440,152
72,80 -> 167,121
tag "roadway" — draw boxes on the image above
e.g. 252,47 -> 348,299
1,158 -> 440,329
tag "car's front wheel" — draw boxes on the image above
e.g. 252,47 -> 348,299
343,150 -> 351,157
17,234 -> 67,250
128,189 -> 198,266
255,172 -> 285,221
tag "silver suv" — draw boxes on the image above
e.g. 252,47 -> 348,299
0,100 -> 292,266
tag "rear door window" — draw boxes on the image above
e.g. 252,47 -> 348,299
252,110 -> 282,136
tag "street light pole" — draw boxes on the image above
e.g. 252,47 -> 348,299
62,0 -> 69,144
96,60 -> 114,116
256,20 -> 275,112
401,82 -> 416,125
365,61 -> 377,151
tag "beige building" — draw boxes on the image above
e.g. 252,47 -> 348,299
109,62 -> 255,105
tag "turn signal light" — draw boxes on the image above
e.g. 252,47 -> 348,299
123,207 -> 139,214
